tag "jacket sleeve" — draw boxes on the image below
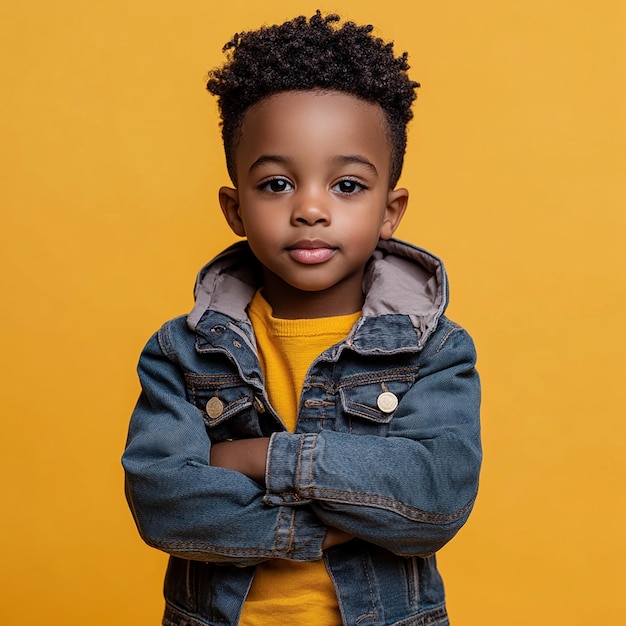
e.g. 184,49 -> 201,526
122,324 -> 327,566
263,322 -> 482,558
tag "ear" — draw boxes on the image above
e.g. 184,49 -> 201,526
219,186 -> 246,237
380,188 -> 409,240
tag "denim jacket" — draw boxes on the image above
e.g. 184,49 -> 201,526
122,238 -> 481,626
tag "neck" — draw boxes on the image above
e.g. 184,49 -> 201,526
261,274 -> 364,319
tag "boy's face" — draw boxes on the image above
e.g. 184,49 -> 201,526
219,90 -> 408,318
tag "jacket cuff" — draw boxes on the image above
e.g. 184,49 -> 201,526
282,506 -> 326,560
264,431 -> 317,506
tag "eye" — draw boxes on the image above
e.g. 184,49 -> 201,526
332,179 -> 366,195
259,177 -> 293,193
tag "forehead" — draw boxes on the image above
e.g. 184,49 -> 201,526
235,90 -> 392,171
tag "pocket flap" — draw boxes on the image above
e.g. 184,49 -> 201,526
338,369 -> 418,424
185,373 -> 254,427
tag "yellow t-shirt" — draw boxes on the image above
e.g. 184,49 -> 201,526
240,290 -> 360,626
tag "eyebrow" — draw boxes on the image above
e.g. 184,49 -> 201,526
249,153 -> 379,176
248,155 -> 290,173
332,155 -> 378,176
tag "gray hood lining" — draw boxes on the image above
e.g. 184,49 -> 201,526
187,239 -> 448,340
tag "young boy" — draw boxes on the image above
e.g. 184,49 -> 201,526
123,12 -> 481,626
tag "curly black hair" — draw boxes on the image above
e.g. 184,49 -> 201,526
206,11 -> 420,188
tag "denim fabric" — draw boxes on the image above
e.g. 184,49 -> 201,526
122,239 -> 481,626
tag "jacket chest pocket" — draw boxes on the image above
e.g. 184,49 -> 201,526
337,367 -> 419,435
185,373 -> 264,443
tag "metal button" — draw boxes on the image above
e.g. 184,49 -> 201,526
377,391 -> 398,414
206,396 -> 224,419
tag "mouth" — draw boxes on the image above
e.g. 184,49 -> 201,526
286,239 -> 337,265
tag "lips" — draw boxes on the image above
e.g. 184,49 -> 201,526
287,239 -> 336,264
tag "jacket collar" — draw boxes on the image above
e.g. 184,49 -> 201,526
188,239 -> 448,348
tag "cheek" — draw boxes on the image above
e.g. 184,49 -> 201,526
241,213 -> 283,248
341,206 -> 387,239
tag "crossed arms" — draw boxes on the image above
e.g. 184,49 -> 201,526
122,317 -> 481,566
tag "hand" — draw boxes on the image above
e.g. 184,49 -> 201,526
322,527 -> 354,550
210,438 -> 270,484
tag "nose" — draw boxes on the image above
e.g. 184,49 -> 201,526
291,188 -> 330,226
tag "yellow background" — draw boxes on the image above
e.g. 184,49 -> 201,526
1,1 -> 624,624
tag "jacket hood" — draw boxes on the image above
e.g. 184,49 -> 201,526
188,239 -> 448,346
